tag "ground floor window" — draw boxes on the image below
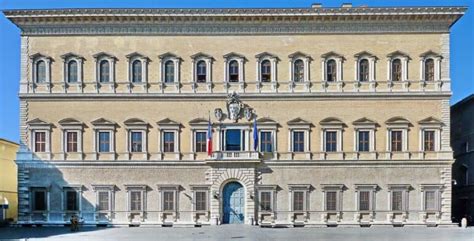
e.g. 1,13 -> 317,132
65,189 -> 79,211
195,191 -> 207,212
32,189 -> 47,211
130,191 -> 142,211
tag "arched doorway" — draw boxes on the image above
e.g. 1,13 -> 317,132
222,182 -> 245,224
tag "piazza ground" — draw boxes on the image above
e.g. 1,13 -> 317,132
0,226 -> 473,241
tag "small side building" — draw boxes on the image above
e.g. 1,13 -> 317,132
452,94 -> 474,223
0,138 -> 19,223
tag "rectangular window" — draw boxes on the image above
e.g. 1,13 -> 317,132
66,190 -> 78,211
66,132 -> 78,153
359,191 -> 370,211
391,191 -> 403,211
34,131 -> 46,152
97,191 -> 110,211
33,190 -> 47,211
391,131 -> 403,152
195,132 -> 207,153
425,191 -> 437,211
293,191 -> 305,211
325,131 -> 337,152
130,191 -> 142,211
195,191 -> 207,211
131,131 -> 143,152
358,131 -> 370,152
326,191 -> 337,211
260,191 -> 272,212
293,131 -> 305,152
163,191 -> 175,211
225,129 -> 242,151
260,131 -> 273,153
98,131 -> 110,153
424,130 -> 435,152
163,132 -> 175,153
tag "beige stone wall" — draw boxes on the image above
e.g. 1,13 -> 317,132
26,98 -> 445,157
27,33 -> 445,83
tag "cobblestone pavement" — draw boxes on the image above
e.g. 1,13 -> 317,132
0,225 -> 473,241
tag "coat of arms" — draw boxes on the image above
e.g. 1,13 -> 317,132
214,92 -> 254,122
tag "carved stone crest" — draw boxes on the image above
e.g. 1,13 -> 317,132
214,92 -> 255,122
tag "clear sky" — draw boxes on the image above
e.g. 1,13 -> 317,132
0,0 -> 473,143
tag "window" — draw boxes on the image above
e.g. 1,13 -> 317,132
260,191 -> 272,212
359,59 -> 369,82
358,131 -> 370,152
326,191 -> 337,211
65,190 -> 78,211
34,131 -> 46,152
98,191 -> 110,211
225,129 -> 243,151
293,59 -> 304,82
164,60 -> 175,83
36,60 -> 46,83
293,191 -> 305,211
424,191 -> 436,211
424,130 -> 435,152
293,131 -> 305,152
163,191 -> 175,211
326,59 -> 337,82
195,131 -> 207,153
66,131 -> 78,153
391,59 -> 402,81
99,60 -> 110,83
391,191 -> 403,211
359,191 -> 370,211
131,131 -> 143,152
98,131 -> 111,153
132,60 -> 142,83
261,60 -> 271,82
260,131 -> 273,152
229,60 -> 239,82
33,190 -> 47,211
130,191 -> 142,211
196,60 -> 207,83
195,191 -> 207,212
424,59 -> 435,81
391,131 -> 403,152
67,61 -> 78,83
325,131 -> 337,152
163,132 -> 175,153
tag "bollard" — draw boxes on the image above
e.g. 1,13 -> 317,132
461,217 -> 467,228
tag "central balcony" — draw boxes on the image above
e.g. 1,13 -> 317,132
206,151 -> 261,163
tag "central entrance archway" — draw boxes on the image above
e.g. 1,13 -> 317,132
222,182 -> 245,224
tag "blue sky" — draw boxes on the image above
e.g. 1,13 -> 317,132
0,0 -> 473,143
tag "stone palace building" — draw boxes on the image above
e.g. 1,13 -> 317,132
4,3 -> 465,227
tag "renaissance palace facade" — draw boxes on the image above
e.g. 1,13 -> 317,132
4,4 -> 465,227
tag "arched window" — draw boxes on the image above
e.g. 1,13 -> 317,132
359,59 -> 369,82
196,60 -> 207,83
261,60 -> 271,82
326,59 -> 337,82
99,60 -> 110,83
132,60 -> 142,83
293,59 -> 304,82
391,59 -> 402,81
67,61 -> 78,83
164,60 -> 175,83
229,60 -> 239,82
36,60 -> 46,83
424,59 -> 435,81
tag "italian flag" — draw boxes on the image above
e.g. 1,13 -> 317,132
207,117 -> 212,156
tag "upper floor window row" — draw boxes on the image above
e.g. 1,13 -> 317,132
30,50 -> 443,84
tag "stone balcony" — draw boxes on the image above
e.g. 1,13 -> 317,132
206,151 -> 261,163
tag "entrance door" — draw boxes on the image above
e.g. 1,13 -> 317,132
222,182 -> 245,224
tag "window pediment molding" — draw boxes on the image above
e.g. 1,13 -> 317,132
354,51 -> 377,60
288,51 -> 312,61
91,118 -> 116,128
124,184 -> 148,191
191,52 -> 215,61
255,52 -> 279,61
188,118 -> 208,127
158,52 -> 182,61
320,117 -> 345,128
93,52 -> 117,61
190,184 -> 211,190
387,50 -> 410,60
27,118 -> 51,126
418,117 -> 443,127
157,184 -> 181,190
420,184 -> 443,190
60,52 -> 84,61
352,117 -> 378,128
288,184 -> 312,191
61,184 -> 85,191
320,184 -> 345,190
124,118 -> 148,129
126,52 -> 150,61
354,184 -> 378,191
419,50 -> 442,59
223,52 -> 247,61
92,184 -> 116,191
58,118 -> 83,129
30,53 -> 53,61
387,184 -> 412,190
257,117 -> 279,127
287,118 -> 312,128
385,117 -> 411,127
321,51 -> 345,61
157,118 -> 181,129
